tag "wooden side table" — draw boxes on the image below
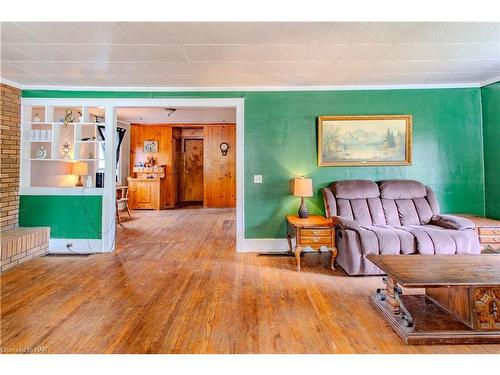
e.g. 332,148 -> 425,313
455,214 -> 500,252
287,215 -> 337,272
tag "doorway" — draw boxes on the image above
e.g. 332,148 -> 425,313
106,100 -> 245,255
180,138 -> 204,203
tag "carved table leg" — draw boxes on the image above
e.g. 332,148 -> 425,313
386,277 -> 401,315
330,248 -> 337,271
394,289 -> 414,327
295,246 -> 302,272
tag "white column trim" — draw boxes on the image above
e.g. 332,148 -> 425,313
102,106 -> 117,252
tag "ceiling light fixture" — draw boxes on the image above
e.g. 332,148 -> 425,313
164,108 -> 177,117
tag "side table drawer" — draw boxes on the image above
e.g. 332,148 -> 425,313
480,236 -> 500,244
301,229 -> 332,237
300,237 -> 333,246
479,228 -> 500,236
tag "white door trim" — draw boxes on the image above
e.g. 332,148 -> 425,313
21,97 -> 247,252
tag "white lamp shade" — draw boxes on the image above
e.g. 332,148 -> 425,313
73,161 -> 88,176
293,178 -> 313,197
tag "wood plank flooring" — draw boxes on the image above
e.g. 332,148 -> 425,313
1,208 -> 499,353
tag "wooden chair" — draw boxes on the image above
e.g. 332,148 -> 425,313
116,186 -> 132,224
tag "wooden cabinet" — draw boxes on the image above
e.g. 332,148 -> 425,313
455,215 -> 500,251
128,177 -> 166,210
286,215 -> 337,272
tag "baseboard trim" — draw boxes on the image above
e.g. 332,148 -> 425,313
49,238 -> 103,254
236,238 -> 289,253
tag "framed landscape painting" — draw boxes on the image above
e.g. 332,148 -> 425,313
318,115 -> 412,166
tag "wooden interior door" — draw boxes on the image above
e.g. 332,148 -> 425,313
203,125 -> 236,208
181,139 -> 204,202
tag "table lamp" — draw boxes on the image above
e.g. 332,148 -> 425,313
73,161 -> 88,187
293,177 -> 313,218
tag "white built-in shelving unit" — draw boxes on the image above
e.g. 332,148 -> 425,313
20,105 -> 106,194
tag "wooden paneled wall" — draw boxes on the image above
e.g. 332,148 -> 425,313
204,125 -> 236,208
130,124 -> 236,208
130,124 -> 175,206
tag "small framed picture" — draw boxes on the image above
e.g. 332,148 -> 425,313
144,140 -> 158,153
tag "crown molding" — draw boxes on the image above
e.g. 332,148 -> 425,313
6,76 -> 499,92
0,77 -> 23,89
480,75 -> 500,87
17,82 -> 483,92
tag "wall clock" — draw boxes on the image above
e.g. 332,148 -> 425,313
144,140 -> 158,153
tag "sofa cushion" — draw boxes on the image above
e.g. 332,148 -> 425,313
332,180 -> 379,199
402,225 -> 477,254
355,224 -> 480,256
336,197 -> 386,226
357,225 -> 417,255
378,180 -> 427,199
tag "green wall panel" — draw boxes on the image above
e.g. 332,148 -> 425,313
19,195 -> 102,239
481,81 -> 500,219
22,88 -> 485,239
243,89 -> 484,238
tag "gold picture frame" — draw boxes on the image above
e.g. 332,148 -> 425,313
318,115 -> 412,167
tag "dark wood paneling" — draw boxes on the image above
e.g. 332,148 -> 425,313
182,139 -> 204,201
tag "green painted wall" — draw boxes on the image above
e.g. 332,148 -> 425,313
21,88 -> 485,239
19,195 -> 102,239
481,81 -> 500,219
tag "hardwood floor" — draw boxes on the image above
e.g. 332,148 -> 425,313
1,208 -> 499,354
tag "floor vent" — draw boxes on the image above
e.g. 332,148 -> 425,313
223,220 -> 235,230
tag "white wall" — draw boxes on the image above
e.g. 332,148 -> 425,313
117,107 -> 235,124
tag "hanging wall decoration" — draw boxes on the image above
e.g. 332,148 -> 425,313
318,115 -> 412,166
220,142 -> 229,156
143,140 -> 158,153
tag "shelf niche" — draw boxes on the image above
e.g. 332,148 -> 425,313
21,105 -> 106,189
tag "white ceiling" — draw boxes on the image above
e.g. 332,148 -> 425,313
1,22 -> 499,87
116,107 -> 236,124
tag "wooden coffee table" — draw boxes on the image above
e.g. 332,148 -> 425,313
367,254 -> 500,345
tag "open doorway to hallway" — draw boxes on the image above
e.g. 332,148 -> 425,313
114,106 -> 237,249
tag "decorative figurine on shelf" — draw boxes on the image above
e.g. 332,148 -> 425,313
85,175 -> 93,188
32,113 -> 41,122
61,141 -> 71,160
34,146 -> 47,159
63,109 -> 74,128
145,156 -> 155,167
88,151 -> 95,159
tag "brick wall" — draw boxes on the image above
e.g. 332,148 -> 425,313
0,83 -> 21,230
1,227 -> 50,273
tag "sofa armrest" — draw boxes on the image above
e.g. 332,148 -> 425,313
331,216 -> 361,233
430,214 -> 475,230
